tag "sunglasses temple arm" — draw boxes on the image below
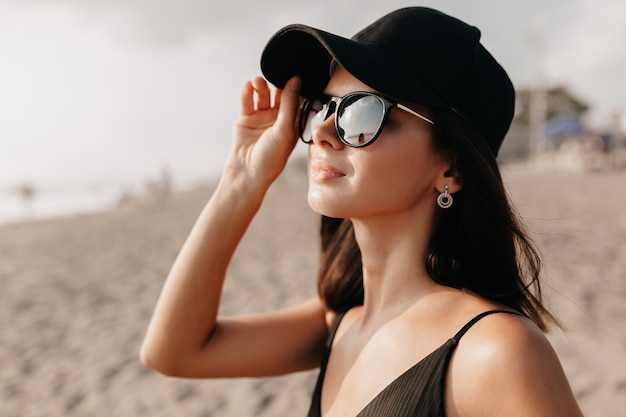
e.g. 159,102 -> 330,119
397,103 -> 435,125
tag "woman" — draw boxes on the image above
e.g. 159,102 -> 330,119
140,7 -> 584,416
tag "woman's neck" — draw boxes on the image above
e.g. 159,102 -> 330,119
351,211 -> 439,323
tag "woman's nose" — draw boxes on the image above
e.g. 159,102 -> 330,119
310,112 -> 344,150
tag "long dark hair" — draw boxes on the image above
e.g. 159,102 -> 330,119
316,109 -> 558,331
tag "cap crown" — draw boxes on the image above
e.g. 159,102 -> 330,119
261,7 -> 515,155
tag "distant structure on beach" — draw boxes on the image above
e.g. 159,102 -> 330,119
145,165 -> 173,205
17,183 -> 36,219
118,165 -> 174,208
500,85 -> 626,172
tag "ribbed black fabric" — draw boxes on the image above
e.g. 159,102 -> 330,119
308,310 -> 521,417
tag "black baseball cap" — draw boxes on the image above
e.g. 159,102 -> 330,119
260,7 -> 515,155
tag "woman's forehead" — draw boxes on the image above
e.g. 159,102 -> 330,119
324,65 -> 375,95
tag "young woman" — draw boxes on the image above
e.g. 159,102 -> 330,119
140,7 -> 584,416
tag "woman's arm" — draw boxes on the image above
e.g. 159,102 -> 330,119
139,76 -> 329,378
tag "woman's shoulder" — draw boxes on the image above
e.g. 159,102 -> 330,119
447,309 -> 583,416
454,309 -> 548,365
451,307 -> 558,388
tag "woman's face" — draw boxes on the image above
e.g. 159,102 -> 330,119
306,66 -> 451,221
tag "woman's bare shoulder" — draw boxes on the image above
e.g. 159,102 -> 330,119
446,311 -> 583,417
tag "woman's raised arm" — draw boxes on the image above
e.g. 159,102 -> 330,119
139,76 -> 330,378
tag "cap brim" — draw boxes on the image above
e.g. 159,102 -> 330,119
260,24 -> 446,107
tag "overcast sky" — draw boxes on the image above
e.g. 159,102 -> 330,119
1,0 -> 625,195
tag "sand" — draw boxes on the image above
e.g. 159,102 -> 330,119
1,159 -> 624,417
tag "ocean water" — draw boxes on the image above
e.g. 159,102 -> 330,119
0,160 -> 209,225
0,184 -> 125,225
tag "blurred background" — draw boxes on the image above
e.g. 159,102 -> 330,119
1,1 -> 625,416
1,0 -> 625,222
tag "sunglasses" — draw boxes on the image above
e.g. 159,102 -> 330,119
299,91 -> 435,148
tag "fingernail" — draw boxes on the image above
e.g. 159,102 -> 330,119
290,75 -> 301,91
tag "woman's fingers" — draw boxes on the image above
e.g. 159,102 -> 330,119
231,76 -> 302,184
240,80 -> 255,116
275,76 -> 301,134
240,76 -> 300,117
251,76 -> 272,111
237,75 -> 301,152
240,77 -> 272,116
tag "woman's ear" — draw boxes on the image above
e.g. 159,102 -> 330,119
440,158 -> 463,194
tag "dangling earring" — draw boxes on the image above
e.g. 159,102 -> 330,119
437,185 -> 453,209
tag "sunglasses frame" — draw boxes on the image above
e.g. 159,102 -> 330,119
299,91 -> 435,148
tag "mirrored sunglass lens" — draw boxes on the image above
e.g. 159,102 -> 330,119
301,98 -> 327,142
337,95 -> 385,146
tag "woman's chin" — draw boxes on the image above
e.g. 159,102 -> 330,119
307,188 -> 347,218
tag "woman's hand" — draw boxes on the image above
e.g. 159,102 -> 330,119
227,76 -> 302,189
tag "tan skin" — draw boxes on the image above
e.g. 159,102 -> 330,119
140,67 -> 584,416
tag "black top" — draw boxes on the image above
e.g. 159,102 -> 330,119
308,310 -> 521,417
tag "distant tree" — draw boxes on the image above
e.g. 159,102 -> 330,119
513,85 -> 590,126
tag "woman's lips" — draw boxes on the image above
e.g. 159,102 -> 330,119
309,162 -> 346,181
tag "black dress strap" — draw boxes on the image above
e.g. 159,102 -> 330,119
319,310 -> 348,373
308,310 -> 348,417
451,309 -> 522,343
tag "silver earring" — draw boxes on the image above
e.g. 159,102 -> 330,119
437,185 -> 453,209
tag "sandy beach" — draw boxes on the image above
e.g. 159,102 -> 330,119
1,159 -> 624,417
